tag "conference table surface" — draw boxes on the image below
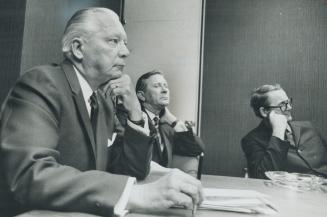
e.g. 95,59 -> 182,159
17,174 -> 327,217
127,174 -> 327,217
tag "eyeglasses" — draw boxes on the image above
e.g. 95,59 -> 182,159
265,98 -> 293,112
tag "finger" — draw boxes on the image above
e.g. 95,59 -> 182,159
168,170 -> 203,204
109,86 -> 125,98
107,79 -> 128,96
179,182 -> 202,204
102,76 -> 123,91
166,189 -> 193,209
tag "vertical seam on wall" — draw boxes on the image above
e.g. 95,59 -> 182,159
196,0 -> 206,137
19,0 -> 27,75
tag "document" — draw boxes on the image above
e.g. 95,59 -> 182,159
200,188 -> 278,215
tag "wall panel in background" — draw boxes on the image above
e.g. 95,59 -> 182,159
201,0 -> 327,177
0,0 -> 26,104
124,0 -> 203,123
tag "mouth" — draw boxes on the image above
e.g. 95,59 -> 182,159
113,64 -> 125,71
161,96 -> 169,100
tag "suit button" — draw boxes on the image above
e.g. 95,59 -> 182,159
313,155 -> 317,159
96,202 -> 102,207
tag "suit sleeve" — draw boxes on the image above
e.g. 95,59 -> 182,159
0,73 -> 128,216
241,135 -> 290,179
172,128 -> 205,157
107,106 -> 152,180
108,118 -> 152,180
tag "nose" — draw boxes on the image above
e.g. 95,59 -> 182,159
161,86 -> 168,93
119,42 -> 130,58
286,102 -> 292,110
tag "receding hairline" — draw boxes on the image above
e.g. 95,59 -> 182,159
62,7 -> 123,56
136,70 -> 164,92
65,8 -> 120,34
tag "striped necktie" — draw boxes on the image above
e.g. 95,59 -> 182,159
90,92 -> 98,141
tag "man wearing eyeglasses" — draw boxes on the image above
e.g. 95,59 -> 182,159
241,84 -> 327,179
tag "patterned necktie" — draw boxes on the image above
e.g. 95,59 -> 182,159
153,116 -> 161,148
152,116 -> 165,164
153,116 -> 159,129
90,92 -> 99,141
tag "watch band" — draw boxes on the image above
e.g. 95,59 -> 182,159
170,120 -> 179,128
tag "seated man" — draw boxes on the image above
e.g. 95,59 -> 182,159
241,84 -> 327,179
0,8 -> 203,217
136,70 -> 204,170
118,70 -> 204,171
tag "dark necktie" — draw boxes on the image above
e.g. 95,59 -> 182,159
153,116 -> 159,129
153,117 -> 160,148
152,117 -> 161,157
91,91 -> 115,171
90,92 -> 99,141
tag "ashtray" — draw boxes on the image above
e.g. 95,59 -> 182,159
265,171 -> 326,191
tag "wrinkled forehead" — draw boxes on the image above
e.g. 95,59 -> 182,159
146,74 -> 167,85
266,89 -> 289,105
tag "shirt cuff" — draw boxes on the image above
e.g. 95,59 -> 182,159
114,177 -> 136,217
150,161 -> 172,173
127,112 -> 150,136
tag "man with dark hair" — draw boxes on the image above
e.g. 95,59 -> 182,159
241,84 -> 327,179
133,70 -> 204,169
0,8 -> 203,216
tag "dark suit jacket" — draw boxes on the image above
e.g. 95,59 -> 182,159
117,108 -> 204,167
242,121 -> 327,179
0,60 -> 152,216
154,121 -> 204,168
117,106 -> 204,167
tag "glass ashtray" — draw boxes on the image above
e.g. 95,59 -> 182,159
265,171 -> 326,191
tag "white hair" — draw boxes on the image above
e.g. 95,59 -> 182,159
61,7 -> 119,59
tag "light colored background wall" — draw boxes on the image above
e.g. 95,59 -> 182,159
124,0 -> 203,124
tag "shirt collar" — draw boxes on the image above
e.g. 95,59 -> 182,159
145,109 -> 159,122
73,65 -> 93,105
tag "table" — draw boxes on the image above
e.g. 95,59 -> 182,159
16,175 -> 327,217
127,175 -> 327,217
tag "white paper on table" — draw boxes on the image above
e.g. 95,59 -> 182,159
200,188 -> 278,215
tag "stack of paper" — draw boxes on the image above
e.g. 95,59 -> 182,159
200,188 -> 278,215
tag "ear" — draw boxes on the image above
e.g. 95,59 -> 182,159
136,91 -> 145,102
259,107 -> 268,118
71,38 -> 84,60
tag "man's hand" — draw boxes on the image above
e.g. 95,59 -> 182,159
127,169 -> 203,213
159,108 -> 177,125
269,110 -> 288,140
105,74 -> 142,121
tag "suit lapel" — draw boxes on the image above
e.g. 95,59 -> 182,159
61,60 -> 96,158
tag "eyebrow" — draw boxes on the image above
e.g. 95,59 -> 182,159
277,99 -> 290,105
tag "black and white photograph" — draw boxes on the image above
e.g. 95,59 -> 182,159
0,0 -> 326,216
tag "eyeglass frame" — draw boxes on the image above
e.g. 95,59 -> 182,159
264,98 -> 293,112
